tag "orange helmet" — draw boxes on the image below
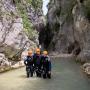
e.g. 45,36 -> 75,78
28,50 -> 33,56
36,48 -> 40,54
36,48 -> 40,52
43,51 -> 48,55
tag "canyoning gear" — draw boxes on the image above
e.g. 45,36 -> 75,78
42,55 -> 51,79
24,55 -> 34,77
33,53 -> 42,77
24,56 -> 33,66
36,48 -> 40,55
26,66 -> 33,77
36,48 -> 40,52
43,51 -> 48,55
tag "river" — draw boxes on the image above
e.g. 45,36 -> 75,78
0,57 -> 90,90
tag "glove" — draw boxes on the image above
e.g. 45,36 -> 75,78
48,71 -> 51,74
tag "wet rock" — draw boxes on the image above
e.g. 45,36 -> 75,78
0,52 -> 24,72
0,53 -> 11,72
11,61 -> 24,69
82,63 -> 90,76
0,53 -> 10,66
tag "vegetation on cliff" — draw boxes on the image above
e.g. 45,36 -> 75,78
14,0 -> 42,39
83,0 -> 90,21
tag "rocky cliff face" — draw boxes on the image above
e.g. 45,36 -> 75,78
0,0 -> 43,71
39,0 -> 90,62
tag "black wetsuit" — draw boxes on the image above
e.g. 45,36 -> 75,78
24,56 -> 34,77
42,56 -> 51,79
33,53 -> 42,77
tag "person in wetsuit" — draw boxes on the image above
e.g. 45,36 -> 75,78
24,50 -> 34,78
33,48 -> 42,77
42,51 -> 52,79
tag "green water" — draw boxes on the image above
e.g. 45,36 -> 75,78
23,57 -> 90,90
0,57 -> 90,90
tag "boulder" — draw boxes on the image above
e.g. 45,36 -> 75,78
82,63 -> 90,76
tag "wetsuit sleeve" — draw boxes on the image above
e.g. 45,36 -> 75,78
48,56 -> 51,71
32,54 -> 35,63
33,54 -> 36,60
41,55 -> 43,64
24,56 -> 27,65
48,61 -> 51,71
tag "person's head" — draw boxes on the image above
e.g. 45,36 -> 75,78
36,48 -> 40,55
28,50 -> 33,56
43,51 -> 48,56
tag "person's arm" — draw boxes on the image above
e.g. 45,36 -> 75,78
24,56 -> 27,65
48,56 -> 52,71
41,55 -> 44,69
48,61 -> 51,71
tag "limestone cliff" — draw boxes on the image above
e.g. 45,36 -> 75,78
0,0 -> 42,71
39,0 -> 90,62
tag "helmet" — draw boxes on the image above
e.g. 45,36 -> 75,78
28,50 -> 33,56
36,48 -> 40,55
43,51 -> 48,55
36,48 -> 40,52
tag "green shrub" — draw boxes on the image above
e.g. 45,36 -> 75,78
14,0 -> 42,39
27,0 -> 42,10
15,1 -> 34,39
83,0 -> 90,20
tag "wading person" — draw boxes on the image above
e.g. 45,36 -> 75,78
33,48 -> 42,77
42,51 -> 52,79
24,50 -> 34,78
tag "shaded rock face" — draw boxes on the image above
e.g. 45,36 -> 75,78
40,0 -> 90,62
27,3 -> 45,44
27,4 -> 44,45
27,5 -> 43,28
0,0 -> 37,62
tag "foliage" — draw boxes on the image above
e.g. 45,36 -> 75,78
27,0 -> 42,10
14,0 -> 34,39
13,0 -> 42,39
83,0 -> 90,21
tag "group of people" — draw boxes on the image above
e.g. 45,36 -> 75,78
24,48 -> 52,79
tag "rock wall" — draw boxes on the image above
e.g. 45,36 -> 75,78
39,0 -> 90,62
0,0 -> 39,71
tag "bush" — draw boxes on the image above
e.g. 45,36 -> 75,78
14,0 -> 42,39
27,0 -> 42,10
83,0 -> 90,21
15,1 -> 34,39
